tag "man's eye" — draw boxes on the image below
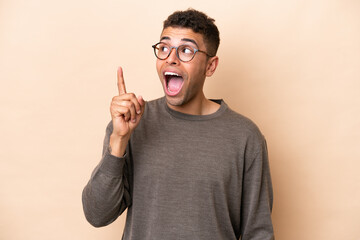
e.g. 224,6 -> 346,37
160,46 -> 169,52
181,46 -> 194,54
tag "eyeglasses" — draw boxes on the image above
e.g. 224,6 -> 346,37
152,42 -> 214,62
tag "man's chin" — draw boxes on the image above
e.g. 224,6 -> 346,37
165,95 -> 185,107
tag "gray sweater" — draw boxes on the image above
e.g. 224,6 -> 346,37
82,97 -> 274,240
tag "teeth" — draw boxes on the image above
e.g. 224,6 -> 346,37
164,72 -> 180,77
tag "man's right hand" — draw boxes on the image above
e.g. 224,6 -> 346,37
109,67 -> 145,157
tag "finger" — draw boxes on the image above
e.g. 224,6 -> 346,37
122,101 -> 137,122
114,100 -> 136,122
112,105 -> 131,122
123,109 -> 131,122
129,94 -> 142,115
113,94 -> 141,115
138,95 -> 145,106
117,66 -> 127,95
137,95 -> 145,114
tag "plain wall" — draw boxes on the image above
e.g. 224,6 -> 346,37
1,0 -> 359,239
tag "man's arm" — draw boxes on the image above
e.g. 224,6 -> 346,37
240,137 -> 275,240
82,67 -> 145,227
82,123 -> 131,227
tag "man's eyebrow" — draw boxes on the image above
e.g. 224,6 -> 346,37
181,38 -> 199,47
160,36 -> 170,41
159,36 -> 199,48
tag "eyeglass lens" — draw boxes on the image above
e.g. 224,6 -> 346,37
154,43 -> 196,62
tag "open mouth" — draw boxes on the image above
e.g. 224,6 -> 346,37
164,72 -> 184,96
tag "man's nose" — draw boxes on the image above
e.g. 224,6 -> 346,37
166,47 -> 180,65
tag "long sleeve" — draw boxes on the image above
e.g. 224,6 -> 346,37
82,122 -> 132,227
240,137 -> 274,240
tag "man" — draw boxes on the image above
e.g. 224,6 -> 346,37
82,9 -> 274,240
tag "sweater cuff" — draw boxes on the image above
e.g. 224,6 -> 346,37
98,153 -> 127,177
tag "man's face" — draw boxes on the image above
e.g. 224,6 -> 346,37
156,27 -> 214,108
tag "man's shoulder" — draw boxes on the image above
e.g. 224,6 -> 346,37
222,104 -> 265,140
224,105 -> 260,129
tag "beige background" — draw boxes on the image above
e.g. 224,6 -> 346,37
1,0 -> 359,239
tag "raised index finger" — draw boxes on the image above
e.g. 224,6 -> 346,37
117,66 -> 127,95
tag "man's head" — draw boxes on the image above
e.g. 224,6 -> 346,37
163,9 -> 220,57
155,9 -> 220,111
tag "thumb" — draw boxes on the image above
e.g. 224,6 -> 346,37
137,95 -> 146,114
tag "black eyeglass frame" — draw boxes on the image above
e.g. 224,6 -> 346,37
152,42 -> 215,62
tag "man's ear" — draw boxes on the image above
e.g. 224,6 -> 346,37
206,56 -> 219,77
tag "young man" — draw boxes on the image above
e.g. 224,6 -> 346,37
82,9 -> 274,240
